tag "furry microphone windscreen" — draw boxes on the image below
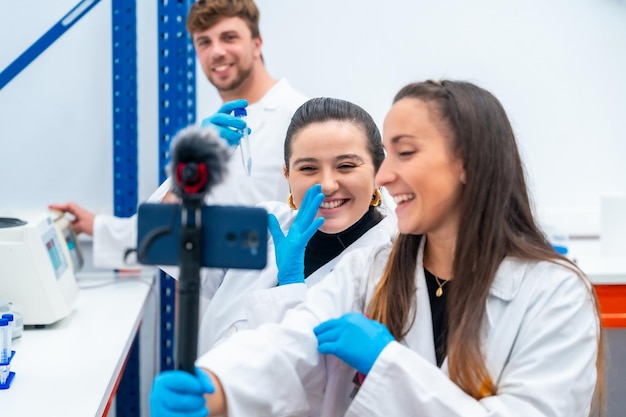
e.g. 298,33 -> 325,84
169,125 -> 230,199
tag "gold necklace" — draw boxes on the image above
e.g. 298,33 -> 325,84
424,251 -> 450,297
433,273 -> 449,297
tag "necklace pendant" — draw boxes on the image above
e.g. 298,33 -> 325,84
436,287 -> 443,297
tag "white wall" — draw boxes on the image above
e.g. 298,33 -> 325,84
2,0 -> 625,237
0,0 -> 160,216
1,1 -> 112,214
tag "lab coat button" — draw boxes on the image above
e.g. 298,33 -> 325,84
227,326 -> 237,336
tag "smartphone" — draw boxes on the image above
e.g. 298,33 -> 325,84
136,203 -> 267,270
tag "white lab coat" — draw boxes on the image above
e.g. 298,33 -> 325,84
196,238 -> 599,417
92,79 -> 307,269
197,201 -> 397,354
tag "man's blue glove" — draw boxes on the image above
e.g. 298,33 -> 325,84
200,99 -> 251,146
150,368 -> 215,417
268,184 -> 325,285
314,312 -> 394,375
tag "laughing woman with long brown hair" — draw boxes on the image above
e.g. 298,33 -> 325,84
150,80 -> 603,417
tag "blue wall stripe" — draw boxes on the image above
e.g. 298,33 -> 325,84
0,0 -> 102,90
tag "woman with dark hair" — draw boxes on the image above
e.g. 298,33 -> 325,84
151,81 -> 603,417
193,97 -> 395,353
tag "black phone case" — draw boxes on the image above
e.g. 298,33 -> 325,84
136,203 -> 268,270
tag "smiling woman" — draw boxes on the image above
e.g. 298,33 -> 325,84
378,97 -> 464,240
158,95 -> 395,355
283,98 -> 385,235
151,81 -> 603,417
148,98 -> 397,417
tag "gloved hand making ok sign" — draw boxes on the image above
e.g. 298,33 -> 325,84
200,99 -> 251,146
314,312 -> 395,375
268,184 -> 325,285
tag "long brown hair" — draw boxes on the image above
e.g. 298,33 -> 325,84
368,80 -> 604,413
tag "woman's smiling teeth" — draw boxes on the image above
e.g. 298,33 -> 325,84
320,199 -> 347,209
393,194 -> 415,205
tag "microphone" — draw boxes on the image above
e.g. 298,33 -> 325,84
168,125 -> 230,373
169,125 -> 230,202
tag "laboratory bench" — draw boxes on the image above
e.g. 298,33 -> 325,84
1,239 -> 624,416
568,238 -> 626,327
568,238 -> 626,416
0,269 -> 157,417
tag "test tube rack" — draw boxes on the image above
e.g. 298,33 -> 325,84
0,350 -> 16,389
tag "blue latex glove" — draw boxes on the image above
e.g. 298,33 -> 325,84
268,184 -> 325,285
200,99 -> 251,146
314,312 -> 394,375
150,368 -> 215,417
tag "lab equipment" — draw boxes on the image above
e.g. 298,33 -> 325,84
0,318 -> 10,386
234,107 -> 252,176
315,312 -> 394,375
50,209 -> 84,272
543,224 -> 569,256
0,318 -> 10,364
0,317 -> 15,389
1,314 -> 14,339
268,184 -> 325,285
0,213 -> 79,325
601,195 -> 626,257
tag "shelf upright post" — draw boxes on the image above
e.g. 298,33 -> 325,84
112,1 -> 140,416
157,0 -> 197,374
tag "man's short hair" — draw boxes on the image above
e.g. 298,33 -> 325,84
186,0 -> 261,38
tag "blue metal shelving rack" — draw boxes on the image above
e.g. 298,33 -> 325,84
112,1 -> 195,414
157,0 -> 196,375
112,1 -> 138,219
1,1 -> 195,415
112,1 -> 140,416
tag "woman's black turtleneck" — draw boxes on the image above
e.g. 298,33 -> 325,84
303,206 -> 383,278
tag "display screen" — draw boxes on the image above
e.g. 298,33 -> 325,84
41,228 -> 68,279
46,238 -> 62,271
62,227 -> 84,271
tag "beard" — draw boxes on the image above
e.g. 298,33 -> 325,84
210,64 -> 254,94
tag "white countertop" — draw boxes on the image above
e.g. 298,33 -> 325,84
0,270 -> 156,417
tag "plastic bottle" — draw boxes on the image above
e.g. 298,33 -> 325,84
1,314 -> 13,340
234,107 -> 252,176
0,319 -> 9,364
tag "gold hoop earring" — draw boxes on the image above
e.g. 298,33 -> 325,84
370,189 -> 382,207
287,193 -> 297,210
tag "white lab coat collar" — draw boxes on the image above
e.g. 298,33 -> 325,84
489,257 -> 528,301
